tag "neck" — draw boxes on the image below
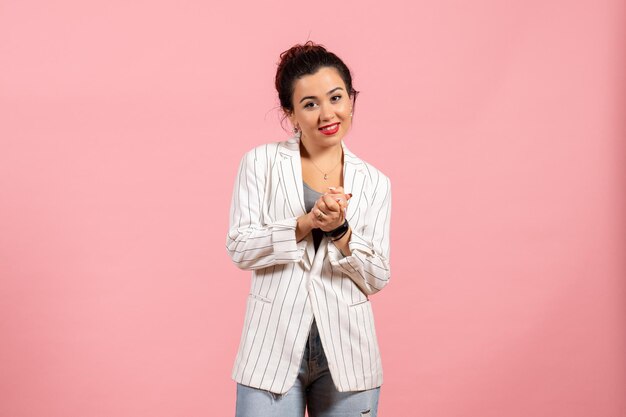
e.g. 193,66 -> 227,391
299,135 -> 343,162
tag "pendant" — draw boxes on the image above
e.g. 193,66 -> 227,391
324,173 -> 328,180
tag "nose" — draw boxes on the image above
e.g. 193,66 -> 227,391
320,104 -> 335,121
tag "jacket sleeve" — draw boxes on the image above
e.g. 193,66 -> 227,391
225,148 -> 307,270
326,173 -> 392,295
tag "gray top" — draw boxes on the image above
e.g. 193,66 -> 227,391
303,181 -> 324,252
303,181 -> 323,212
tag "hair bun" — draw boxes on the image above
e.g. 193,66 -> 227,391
278,41 -> 327,64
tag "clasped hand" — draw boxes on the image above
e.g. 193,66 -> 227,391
309,186 -> 352,232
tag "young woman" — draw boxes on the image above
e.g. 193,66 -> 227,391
226,41 -> 392,417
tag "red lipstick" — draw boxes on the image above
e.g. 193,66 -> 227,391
318,123 -> 340,136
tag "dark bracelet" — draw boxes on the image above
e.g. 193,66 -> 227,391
331,227 -> 349,241
324,219 -> 349,239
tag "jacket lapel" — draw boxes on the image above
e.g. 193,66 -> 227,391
277,137 -> 307,218
341,142 -> 367,224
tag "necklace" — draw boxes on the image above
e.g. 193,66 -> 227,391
300,140 -> 343,180
309,153 -> 342,180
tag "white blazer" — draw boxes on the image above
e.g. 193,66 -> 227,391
226,135 -> 392,394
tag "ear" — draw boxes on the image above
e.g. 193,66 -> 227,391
286,109 -> 298,129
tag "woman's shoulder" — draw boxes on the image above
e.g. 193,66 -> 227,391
340,141 -> 388,182
346,150 -> 391,189
239,140 -> 288,164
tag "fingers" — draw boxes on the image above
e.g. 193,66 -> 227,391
311,210 -> 339,231
311,199 -> 344,231
312,208 -> 325,221
325,195 -> 351,212
322,194 -> 342,212
309,186 -> 352,230
325,187 -> 352,202
327,186 -> 344,194
310,207 -> 327,229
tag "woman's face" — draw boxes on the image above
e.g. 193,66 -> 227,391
288,66 -> 352,149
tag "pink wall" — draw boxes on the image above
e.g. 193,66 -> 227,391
1,0 -> 624,416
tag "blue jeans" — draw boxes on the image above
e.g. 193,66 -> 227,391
235,318 -> 381,417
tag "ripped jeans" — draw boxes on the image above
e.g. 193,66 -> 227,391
235,318 -> 380,417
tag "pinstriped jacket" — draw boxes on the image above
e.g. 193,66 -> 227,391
226,135 -> 392,394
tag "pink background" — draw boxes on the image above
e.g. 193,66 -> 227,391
1,0 -> 625,416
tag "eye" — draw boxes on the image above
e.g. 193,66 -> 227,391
303,102 -> 317,109
331,95 -> 342,102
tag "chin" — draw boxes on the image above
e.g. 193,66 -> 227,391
321,134 -> 344,145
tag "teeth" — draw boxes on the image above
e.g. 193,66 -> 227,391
321,124 -> 338,131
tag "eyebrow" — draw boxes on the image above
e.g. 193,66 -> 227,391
299,87 -> 344,103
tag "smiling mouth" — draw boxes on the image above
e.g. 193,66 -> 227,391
319,123 -> 340,132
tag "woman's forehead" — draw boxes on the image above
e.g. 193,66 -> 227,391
293,67 -> 346,97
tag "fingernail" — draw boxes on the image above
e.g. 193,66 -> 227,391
348,193 -> 353,198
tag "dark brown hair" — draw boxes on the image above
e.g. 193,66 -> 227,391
275,41 -> 359,117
